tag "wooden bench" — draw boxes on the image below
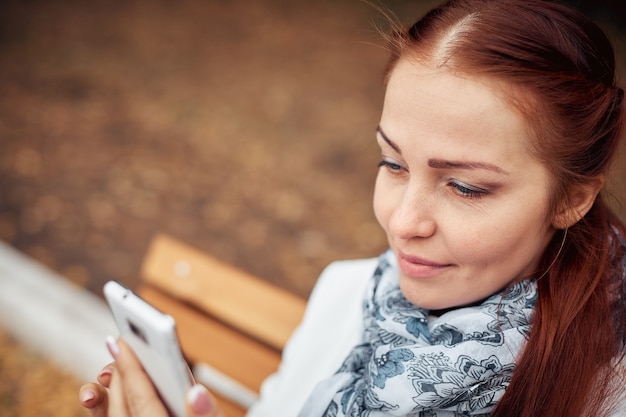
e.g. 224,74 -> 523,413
137,234 -> 307,417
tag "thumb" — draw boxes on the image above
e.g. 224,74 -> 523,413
186,384 -> 223,417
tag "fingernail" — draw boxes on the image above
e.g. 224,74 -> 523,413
106,335 -> 120,359
187,384 -> 212,415
80,389 -> 95,403
98,365 -> 113,379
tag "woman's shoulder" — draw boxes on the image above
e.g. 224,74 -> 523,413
293,255 -> 380,341
290,254 -> 381,341
247,255 -> 380,417
309,256 -> 380,300
318,256 -> 380,280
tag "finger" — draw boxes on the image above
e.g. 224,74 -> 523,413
79,382 -> 108,417
110,337 -> 169,417
79,382 -> 107,409
108,362 -> 131,417
186,385 -> 224,417
97,362 -> 115,387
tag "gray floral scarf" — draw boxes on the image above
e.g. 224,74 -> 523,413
299,249 -> 537,417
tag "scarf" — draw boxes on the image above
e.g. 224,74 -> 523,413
299,249 -> 538,417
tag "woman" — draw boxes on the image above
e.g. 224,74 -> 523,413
80,0 -> 626,416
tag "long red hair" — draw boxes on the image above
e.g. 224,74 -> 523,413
384,1 -> 626,416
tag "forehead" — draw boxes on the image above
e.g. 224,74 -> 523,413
382,59 -> 535,164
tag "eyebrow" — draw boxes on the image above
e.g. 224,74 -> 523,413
376,125 -> 509,175
376,126 -> 401,153
427,159 -> 509,174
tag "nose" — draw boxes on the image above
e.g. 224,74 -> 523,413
387,187 -> 436,240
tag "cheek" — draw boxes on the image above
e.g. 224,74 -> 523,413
373,174 -> 393,231
447,212 -> 550,272
373,172 -> 404,233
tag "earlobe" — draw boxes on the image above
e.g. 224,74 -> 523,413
552,176 -> 605,229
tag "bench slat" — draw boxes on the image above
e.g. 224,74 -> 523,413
138,234 -> 309,414
138,286 -> 281,392
217,398 -> 247,417
141,234 -> 306,351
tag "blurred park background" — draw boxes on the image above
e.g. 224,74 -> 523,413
0,0 -> 624,415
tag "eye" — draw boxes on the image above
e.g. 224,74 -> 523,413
449,181 -> 488,199
378,160 -> 403,172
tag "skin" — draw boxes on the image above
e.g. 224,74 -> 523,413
373,58 -> 557,310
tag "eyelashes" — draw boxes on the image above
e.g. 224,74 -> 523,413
377,160 -> 403,171
448,181 -> 488,199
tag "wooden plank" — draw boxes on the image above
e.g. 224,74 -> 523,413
141,234 -> 306,351
212,393 -> 247,417
138,286 -> 281,392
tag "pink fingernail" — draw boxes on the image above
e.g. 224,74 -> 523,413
187,384 -> 212,415
106,335 -> 120,359
98,365 -> 113,379
80,389 -> 95,403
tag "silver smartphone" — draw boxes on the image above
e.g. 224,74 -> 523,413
103,280 -> 193,417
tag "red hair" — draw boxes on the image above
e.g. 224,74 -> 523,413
384,1 -> 626,415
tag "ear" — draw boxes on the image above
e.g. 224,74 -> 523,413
552,175 -> 605,229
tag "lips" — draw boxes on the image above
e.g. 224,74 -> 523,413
397,250 -> 452,278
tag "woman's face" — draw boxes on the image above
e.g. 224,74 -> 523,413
374,59 -> 556,310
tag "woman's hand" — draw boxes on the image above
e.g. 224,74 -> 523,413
79,337 -> 222,417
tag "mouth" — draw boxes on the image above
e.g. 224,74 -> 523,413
396,250 -> 452,278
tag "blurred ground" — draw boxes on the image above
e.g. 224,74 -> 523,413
0,0 -> 624,416
0,327 -> 86,417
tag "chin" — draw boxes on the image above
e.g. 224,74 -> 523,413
401,291 -> 453,310
400,285 -> 478,311
398,280 -> 456,310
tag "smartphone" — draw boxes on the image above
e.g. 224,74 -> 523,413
103,280 -> 193,417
